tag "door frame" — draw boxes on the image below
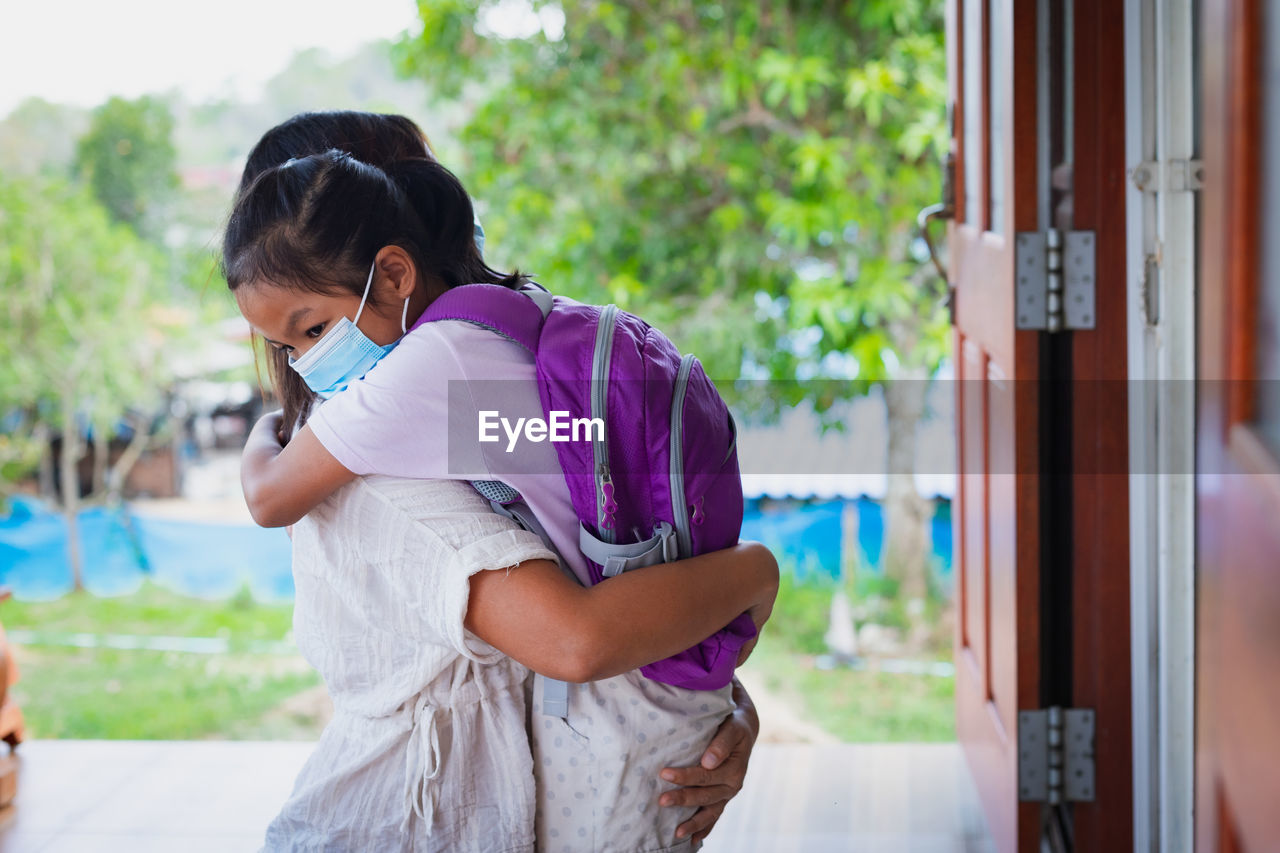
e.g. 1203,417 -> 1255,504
1122,0 -> 1198,849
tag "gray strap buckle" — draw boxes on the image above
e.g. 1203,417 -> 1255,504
579,521 -> 678,578
540,676 -> 569,718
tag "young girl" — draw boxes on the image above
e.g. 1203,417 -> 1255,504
228,120 -> 769,851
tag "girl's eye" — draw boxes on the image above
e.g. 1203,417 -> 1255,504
305,324 -> 326,339
269,342 -> 294,355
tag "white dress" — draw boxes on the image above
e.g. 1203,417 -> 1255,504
261,476 -> 557,853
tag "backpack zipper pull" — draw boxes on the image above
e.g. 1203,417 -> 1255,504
691,496 -> 705,525
600,468 -> 617,529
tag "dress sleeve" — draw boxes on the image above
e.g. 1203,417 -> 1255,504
362,477 -> 559,662
442,528 -> 559,661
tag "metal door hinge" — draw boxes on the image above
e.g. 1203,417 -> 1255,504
1015,230 -> 1096,332
1018,707 -> 1096,804
1131,159 -> 1204,193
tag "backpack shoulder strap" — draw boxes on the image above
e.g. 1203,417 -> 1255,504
411,283 -> 550,353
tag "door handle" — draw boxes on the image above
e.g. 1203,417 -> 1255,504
917,150 -> 955,280
917,150 -> 956,322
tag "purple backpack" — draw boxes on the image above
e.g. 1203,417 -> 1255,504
413,282 -> 755,693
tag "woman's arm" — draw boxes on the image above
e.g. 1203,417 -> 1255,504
241,411 -> 356,527
464,541 -> 778,683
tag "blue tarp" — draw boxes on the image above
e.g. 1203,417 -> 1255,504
134,515 -> 294,602
740,497 -> 953,584
0,495 -> 951,601
0,497 -> 292,602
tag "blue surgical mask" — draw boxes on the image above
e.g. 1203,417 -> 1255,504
474,216 -> 486,254
289,260 -> 408,399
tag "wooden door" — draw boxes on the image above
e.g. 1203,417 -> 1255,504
1196,0 -> 1280,849
947,1 -> 1042,850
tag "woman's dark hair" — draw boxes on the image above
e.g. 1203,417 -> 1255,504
238,111 -> 437,198
227,113 -> 522,436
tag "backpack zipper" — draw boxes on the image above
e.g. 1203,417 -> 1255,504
669,353 -> 697,559
592,304 -> 620,543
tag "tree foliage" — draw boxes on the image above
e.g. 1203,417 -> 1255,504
74,95 -> 178,238
0,175 -> 178,587
399,1 -> 951,601
0,97 -> 88,179
0,177 -> 171,439
397,0 -> 950,409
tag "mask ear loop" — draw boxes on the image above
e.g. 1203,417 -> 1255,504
360,256 -> 409,333
352,260 -> 377,325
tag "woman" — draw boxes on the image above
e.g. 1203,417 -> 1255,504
265,471 -> 772,850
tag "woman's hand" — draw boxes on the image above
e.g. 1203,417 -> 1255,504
658,677 -> 759,843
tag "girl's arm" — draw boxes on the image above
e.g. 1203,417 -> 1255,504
241,411 -> 356,527
464,541 -> 778,683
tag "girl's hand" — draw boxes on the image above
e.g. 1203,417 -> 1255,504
735,544 -> 778,666
658,677 -> 759,843
240,414 -> 357,528
737,595 -> 775,667
250,410 -> 286,448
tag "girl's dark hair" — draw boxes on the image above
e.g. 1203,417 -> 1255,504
227,113 -> 522,436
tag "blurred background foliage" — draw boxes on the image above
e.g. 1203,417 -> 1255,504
398,0 -> 950,402
0,39 -> 446,587
0,1 -> 955,740
396,0 -> 950,600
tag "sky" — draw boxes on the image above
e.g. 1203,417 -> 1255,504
0,0 -> 424,117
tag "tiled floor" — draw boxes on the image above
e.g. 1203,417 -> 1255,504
0,740 -> 992,852
698,743 -> 995,853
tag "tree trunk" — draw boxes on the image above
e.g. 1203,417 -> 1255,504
58,393 -> 84,593
35,421 -> 55,501
103,414 -> 153,503
882,377 -> 930,605
92,427 -> 109,497
825,498 -> 863,658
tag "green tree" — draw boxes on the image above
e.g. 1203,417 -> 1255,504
0,175 -> 177,591
399,1 -> 949,602
0,97 -> 89,179
74,95 -> 178,238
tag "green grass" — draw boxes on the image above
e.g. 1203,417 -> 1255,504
4,583 -> 321,740
767,571 -> 836,655
741,641 -> 955,742
11,646 -> 320,739
748,570 -> 956,742
2,582 -> 294,648
2,578 -> 956,743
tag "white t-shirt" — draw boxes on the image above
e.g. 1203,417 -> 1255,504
307,319 -> 593,587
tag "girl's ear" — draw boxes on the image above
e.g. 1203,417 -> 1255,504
374,245 -> 419,300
